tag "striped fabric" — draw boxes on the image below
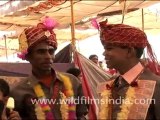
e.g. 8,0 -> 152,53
99,21 -> 148,48
24,26 -> 57,49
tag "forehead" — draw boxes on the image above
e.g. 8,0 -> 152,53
104,44 -> 120,49
33,42 -> 55,50
91,56 -> 98,59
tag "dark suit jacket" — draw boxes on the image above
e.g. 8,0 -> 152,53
111,69 -> 160,120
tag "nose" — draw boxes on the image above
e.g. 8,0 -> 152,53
103,50 -> 106,56
45,51 -> 52,59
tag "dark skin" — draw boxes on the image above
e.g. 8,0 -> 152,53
26,41 -> 56,79
103,45 -> 140,75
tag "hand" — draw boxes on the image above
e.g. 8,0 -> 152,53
8,110 -> 21,120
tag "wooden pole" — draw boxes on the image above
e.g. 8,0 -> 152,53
142,8 -> 145,58
4,35 -> 8,61
121,0 -> 127,24
142,8 -> 144,31
70,0 -> 76,50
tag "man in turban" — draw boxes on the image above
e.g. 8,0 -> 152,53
98,20 -> 160,120
10,17 -> 88,120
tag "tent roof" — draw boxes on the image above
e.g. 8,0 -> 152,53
0,1 -> 159,39
0,1 -> 160,59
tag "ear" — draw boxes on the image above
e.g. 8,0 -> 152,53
127,47 -> 136,58
25,53 -> 31,62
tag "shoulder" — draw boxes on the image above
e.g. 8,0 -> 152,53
11,77 -> 29,90
56,72 -> 81,85
10,77 -> 33,100
56,72 -> 81,93
140,69 -> 160,93
140,69 -> 160,83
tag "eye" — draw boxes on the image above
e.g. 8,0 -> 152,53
106,47 -> 113,51
48,49 -> 55,55
36,49 -> 46,54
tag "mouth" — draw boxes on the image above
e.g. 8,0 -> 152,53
105,59 -> 110,63
42,63 -> 52,66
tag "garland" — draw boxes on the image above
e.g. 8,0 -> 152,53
33,73 -> 76,120
59,73 -> 76,119
99,84 -> 136,119
34,84 -> 54,120
99,89 -> 111,119
117,86 -> 136,119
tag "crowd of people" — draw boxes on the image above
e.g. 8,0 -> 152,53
0,18 -> 160,120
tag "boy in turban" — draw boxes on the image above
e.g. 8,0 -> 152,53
98,20 -> 160,120
10,17 -> 88,120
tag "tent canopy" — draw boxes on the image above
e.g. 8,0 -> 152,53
0,1 -> 159,38
0,0 -> 160,59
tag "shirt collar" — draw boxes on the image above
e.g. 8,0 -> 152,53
27,69 -> 61,87
121,62 -> 144,84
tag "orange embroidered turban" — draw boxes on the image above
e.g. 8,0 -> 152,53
18,17 -> 57,60
99,21 -> 148,48
19,17 -> 57,52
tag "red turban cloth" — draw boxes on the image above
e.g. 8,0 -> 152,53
99,20 -> 160,75
24,24 -> 57,50
99,21 -> 148,48
18,17 -> 57,60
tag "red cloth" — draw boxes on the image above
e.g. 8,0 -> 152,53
24,23 -> 57,50
99,21 -> 148,48
99,20 -> 160,76
108,69 -> 116,75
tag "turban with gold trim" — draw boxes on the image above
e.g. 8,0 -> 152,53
18,16 -> 57,60
99,21 -> 148,48
99,20 -> 160,75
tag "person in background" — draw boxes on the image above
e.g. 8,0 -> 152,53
0,79 -> 21,120
89,54 -> 99,65
66,67 -> 82,80
98,20 -> 160,119
66,67 -> 89,118
10,17 -> 88,120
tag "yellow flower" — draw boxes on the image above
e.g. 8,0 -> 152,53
60,92 -> 69,120
99,86 -> 136,120
34,84 -> 45,97
35,104 -> 45,120
117,87 -> 136,120
42,105 -> 50,111
68,106 -> 76,111
65,90 -> 74,97
98,90 -> 111,119
59,74 -> 72,91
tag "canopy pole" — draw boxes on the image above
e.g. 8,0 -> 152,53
4,35 -> 8,62
121,0 -> 127,24
70,0 -> 76,50
142,8 -> 145,59
142,8 -> 144,31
